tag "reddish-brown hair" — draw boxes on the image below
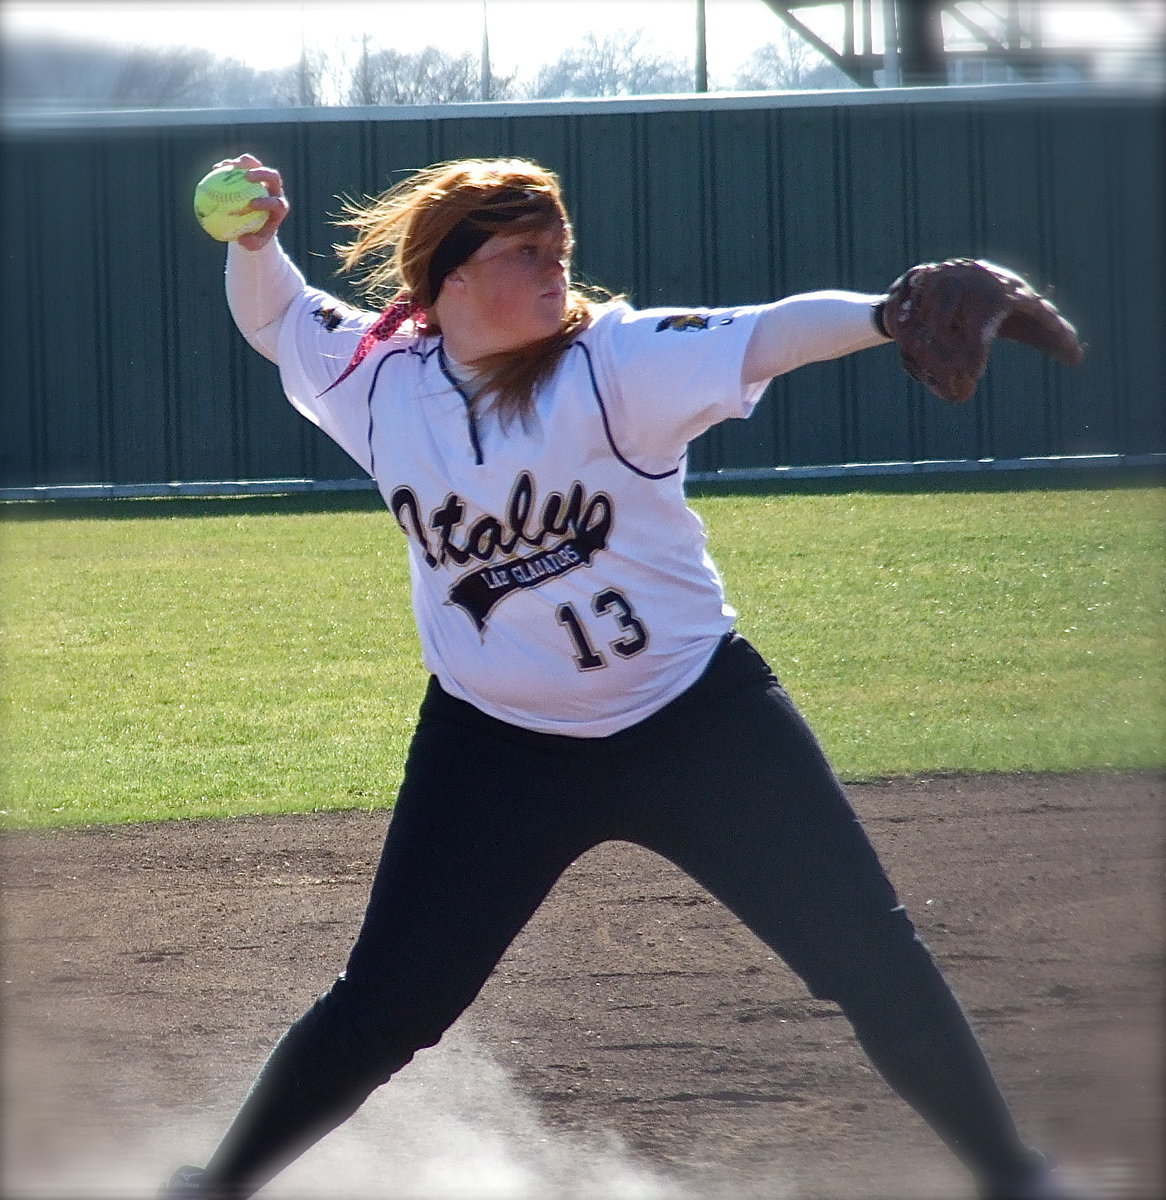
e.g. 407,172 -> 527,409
333,158 -> 614,423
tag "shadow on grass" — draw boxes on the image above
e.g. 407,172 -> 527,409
2,465 -> 1163,523
687,464 -> 1166,500
0,488 -> 389,523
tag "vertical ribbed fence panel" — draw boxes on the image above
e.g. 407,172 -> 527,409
1,86 -> 1161,490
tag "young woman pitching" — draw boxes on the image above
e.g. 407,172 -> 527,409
164,152 -> 1087,1200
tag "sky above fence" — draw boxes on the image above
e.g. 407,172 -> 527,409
4,0 -> 1162,92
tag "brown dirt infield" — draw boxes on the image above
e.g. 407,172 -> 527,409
2,771 -> 1162,1200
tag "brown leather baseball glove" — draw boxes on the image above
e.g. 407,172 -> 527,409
875,258 -> 1084,404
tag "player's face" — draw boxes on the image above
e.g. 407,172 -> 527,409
453,222 -> 571,352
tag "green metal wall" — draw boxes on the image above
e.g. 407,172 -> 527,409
2,85 -> 1162,490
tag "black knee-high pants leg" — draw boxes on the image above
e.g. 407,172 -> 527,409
203,701 -> 610,1196
605,638 -> 1041,1194
203,634 -> 1040,1197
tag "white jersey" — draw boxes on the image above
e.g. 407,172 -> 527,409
277,290 -> 769,736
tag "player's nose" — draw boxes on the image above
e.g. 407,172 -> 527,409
542,250 -> 568,278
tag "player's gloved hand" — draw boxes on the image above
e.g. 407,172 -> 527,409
209,152 -> 290,251
874,258 -> 1084,404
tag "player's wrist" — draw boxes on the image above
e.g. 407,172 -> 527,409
870,299 -> 891,340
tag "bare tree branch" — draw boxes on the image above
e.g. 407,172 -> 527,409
732,27 -> 850,91
339,39 -> 516,105
527,31 -> 693,99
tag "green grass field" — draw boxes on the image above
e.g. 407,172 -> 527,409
2,472 -> 1163,829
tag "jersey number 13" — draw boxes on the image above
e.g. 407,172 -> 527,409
555,589 -> 649,671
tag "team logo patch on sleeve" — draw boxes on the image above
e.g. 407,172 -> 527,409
312,303 -> 357,331
655,313 -> 711,333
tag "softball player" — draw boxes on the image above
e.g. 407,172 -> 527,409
164,153 -> 1084,1200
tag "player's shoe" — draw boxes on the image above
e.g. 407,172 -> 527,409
981,1159 -> 1098,1200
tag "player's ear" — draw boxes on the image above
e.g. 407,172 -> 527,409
441,268 -> 468,294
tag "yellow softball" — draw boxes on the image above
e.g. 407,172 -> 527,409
193,166 -> 269,242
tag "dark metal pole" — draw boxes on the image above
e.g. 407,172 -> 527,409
695,0 -> 708,92
897,0 -> 947,85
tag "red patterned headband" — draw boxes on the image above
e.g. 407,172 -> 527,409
318,293 -> 423,396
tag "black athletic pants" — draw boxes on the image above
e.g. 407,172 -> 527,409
203,633 -> 1041,1197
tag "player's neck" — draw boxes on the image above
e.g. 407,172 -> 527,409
439,321 -> 521,365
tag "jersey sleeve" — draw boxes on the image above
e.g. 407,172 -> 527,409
224,239 -> 305,364
583,302 -> 770,472
275,287 -> 385,475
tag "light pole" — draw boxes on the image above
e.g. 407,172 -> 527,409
481,0 -> 492,100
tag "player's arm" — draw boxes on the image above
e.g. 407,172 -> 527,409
741,291 -> 890,386
215,154 -> 301,364
225,238 -> 306,364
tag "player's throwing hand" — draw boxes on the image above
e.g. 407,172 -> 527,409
199,153 -> 289,251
